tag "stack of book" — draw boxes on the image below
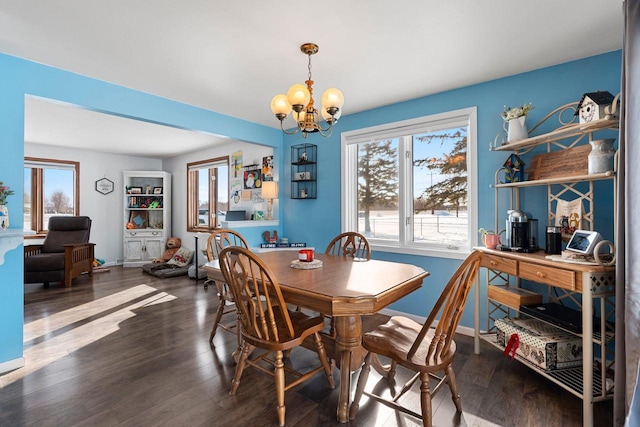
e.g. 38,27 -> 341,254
260,242 -> 307,248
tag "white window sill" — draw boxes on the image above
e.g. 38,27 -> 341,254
370,243 -> 472,260
220,220 -> 279,228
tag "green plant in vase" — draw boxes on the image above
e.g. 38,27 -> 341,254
0,181 -> 14,205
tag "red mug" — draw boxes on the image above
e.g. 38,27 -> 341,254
298,249 -> 314,262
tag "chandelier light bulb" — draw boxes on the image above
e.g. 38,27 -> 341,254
270,94 -> 292,119
287,83 -> 311,112
321,88 -> 344,109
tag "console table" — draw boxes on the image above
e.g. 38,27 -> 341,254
473,247 -> 615,427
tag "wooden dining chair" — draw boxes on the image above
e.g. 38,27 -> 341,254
323,231 -> 371,337
325,231 -> 371,260
349,250 -> 482,427
219,246 -> 335,427
205,229 -> 249,345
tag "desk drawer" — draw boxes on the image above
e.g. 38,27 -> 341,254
519,262 -> 575,290
481,253 -> 517,275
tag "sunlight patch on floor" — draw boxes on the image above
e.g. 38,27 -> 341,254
0,285 -> 176,387
24,284 -> 158,341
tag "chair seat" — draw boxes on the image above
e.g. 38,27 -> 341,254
363,316 -> 456,372
243,309 -> 326,351
24,252 -> 65,272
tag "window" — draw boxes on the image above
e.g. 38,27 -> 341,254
187,157 -> 229,231
342,107 -> 477,258
24,157 -> 80,235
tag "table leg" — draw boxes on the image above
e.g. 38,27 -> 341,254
334,315 -> 362,423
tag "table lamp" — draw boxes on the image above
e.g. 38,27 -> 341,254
261,181 -> 278,220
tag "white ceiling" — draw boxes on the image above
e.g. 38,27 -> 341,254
2,1 -> 624,158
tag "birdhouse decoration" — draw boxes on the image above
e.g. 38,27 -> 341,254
503,154 -> 525,183
575,91 -> 616,124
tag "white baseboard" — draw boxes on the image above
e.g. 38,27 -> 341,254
0,357 -> 25,375
379,308 -> 475,337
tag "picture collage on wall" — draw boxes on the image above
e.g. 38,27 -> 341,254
229,153 -> 276,209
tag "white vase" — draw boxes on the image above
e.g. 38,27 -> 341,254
0,205 -> 8,230
588,138 -> 615,174
504,116 -> 528,142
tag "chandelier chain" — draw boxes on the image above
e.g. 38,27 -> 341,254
307,53 -> 313,82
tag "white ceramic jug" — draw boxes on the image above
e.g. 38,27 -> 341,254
503,116 -> 528,142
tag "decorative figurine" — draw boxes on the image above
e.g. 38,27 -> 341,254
503,153 -> 526,183
262,230 -> 279,244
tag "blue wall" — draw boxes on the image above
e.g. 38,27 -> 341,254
0,52 -> 282,367
283,51 -> 622,328
0,50 -> 621,367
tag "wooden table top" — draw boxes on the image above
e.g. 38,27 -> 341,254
475,247 -> 615,272
203,251 -> 429,316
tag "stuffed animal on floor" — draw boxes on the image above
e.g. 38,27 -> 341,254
153,237 -> 182,263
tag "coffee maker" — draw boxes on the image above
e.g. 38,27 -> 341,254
500,209 -> 539,252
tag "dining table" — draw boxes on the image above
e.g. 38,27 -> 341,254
203,250 -> 429,423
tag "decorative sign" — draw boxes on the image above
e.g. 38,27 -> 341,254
95,177 -> 114,195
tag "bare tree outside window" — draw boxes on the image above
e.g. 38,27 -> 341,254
413,129 -> 468,218
49,190 -> 72,214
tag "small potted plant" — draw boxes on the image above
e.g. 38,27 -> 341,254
502,102 -> 534,142
479,228 -> 501,249
501,103 -> 534,121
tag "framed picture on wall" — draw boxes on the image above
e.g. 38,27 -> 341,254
232,151 -> 243,179
262,155 -> 274,182
243,164 -> 262,189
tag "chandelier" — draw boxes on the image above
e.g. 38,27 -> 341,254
270,43 -> 344,138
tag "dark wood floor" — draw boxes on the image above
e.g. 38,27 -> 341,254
1,267 -> 613,426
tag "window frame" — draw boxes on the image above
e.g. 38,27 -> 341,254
186,156 -> 229,232
24,157 -> 80,238
341,107 -> 478,260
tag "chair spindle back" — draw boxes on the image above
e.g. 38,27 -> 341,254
325,231 -> 371,260
408,250 -> 482,365
206,229 -> 249,261
219,246 -> 295,343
